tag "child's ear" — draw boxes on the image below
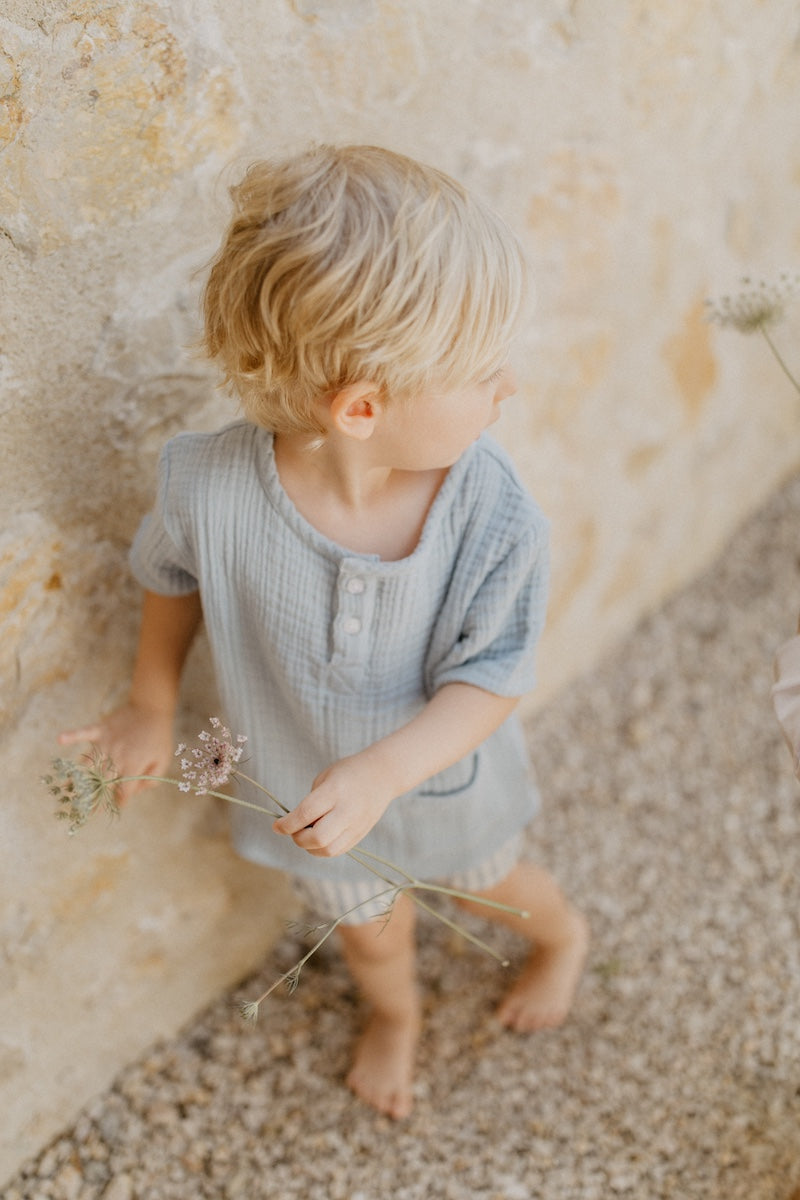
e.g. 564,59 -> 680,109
328,381 -> 384,441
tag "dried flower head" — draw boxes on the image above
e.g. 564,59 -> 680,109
175,717 -> 247,794
705,273 -> 800,334
239,1001 -> 261,1024
44,747 -> 121,834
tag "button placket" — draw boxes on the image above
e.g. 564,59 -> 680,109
332,563 -> 375,665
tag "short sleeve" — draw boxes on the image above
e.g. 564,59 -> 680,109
129,442 -> 199,595
426,517 -> 549,698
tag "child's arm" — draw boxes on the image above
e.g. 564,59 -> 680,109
272,682 -> 519,858
59,589 -> 203,802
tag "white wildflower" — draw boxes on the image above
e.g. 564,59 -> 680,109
175,719 -> 247,794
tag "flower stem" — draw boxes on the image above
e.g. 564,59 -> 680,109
399,890 -> 511,967
230,770 -> 290,814
113,774 -> 285,819
108,766 -> 523,985
759,326 -> 800,397
346,848 -> 512,965
244,884 -> 400,1013
349,844 -> 529,918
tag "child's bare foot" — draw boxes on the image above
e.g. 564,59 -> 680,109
497,909 -> 589,1032
346,1010 -> 420,1119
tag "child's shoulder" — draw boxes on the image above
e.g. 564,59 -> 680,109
459,435 -> 549,543
160,420 -> 266,482
166,420 -> 264,463
155,422 -> 268,512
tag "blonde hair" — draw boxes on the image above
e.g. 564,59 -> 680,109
202,144 -> 526,435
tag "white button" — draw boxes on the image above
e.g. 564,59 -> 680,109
343,616 -> 362,635
345,576 -> 366,594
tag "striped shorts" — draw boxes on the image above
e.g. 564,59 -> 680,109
292,834 -> 523,926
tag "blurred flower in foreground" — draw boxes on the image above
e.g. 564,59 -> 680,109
706,272 -> 800,396
706,273 -> 799,333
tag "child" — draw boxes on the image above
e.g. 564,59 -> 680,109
60,144 -> 588,1120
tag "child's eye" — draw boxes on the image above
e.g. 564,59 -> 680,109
484,367 -> 505,384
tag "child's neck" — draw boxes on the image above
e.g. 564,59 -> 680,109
273,432 -> 447,561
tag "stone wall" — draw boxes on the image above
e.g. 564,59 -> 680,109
2,0 -> 799,1182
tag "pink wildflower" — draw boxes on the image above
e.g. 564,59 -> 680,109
175,719 -> 248,794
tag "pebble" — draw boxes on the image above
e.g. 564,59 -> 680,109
101,1178 -> 134,1200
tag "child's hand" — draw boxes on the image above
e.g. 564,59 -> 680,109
272,752 -> 396,857
58,703 -> 175,804
272,684 -> 521,858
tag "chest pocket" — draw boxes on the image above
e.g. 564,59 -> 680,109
418,751 -> 479,797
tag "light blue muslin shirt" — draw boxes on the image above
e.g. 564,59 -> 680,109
129,421 -> 550,887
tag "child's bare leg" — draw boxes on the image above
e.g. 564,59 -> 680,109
337,892 -> 420,1119
456,862 -> 588,1032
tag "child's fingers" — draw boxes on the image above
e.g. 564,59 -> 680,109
285,806 -> 358,856
273,811 -> 317,838
290,825 -> 344,857
57,725 -> 102,746
113,781 -> 134,806
273,793 -> 330,837
115,777 -> 154,805
298,827 -> 355,858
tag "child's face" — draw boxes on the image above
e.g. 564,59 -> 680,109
381,364 -> 518,471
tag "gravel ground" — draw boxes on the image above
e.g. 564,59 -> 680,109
7,474 -> 800,1200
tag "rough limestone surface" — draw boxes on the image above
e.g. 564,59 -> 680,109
2,0 -> 800,1183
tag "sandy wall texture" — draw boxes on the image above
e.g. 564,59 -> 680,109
2,0 -> 799,1183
